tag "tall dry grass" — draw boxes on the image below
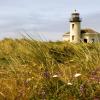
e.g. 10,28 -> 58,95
0,38 -> 100,100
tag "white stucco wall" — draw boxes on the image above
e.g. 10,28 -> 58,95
82,33 -> 100,43
70,22 -> 81,43
63,35 -> 70,41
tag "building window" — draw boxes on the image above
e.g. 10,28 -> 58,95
84,39 -> 87,43
72,24 -> 74,29
72,35 -> 74,40
92,39 -> 95,43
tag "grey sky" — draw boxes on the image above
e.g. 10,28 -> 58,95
0,0 -> 100,40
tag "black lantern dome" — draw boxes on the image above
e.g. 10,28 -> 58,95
70,10 -> 81,22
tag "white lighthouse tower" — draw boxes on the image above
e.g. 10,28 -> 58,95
69,10 -> 81,43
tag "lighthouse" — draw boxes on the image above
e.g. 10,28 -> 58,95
63,10 -> 100,43
69,10 -> 81,43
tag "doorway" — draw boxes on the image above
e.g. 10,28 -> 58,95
84,39 -> 87,43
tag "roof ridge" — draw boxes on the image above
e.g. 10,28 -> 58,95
81,28 -> 99,34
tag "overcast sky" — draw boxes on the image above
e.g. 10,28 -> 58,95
0,0 -> 100,40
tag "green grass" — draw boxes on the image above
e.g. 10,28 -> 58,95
0,38 -> 100,100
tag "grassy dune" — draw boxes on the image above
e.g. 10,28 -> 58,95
0,38 -> 100,100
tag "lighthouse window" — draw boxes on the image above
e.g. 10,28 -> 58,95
72,24 -> 74,29
72,35 -> 74,40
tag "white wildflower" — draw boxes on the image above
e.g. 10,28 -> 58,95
70,60 -> 74,62
27,87 -> 30,90
26,78 -> 32,82
53,75 -> 58,78
32,77 -> 34,79
67,82 -> 72,85
74,73 -> 81,78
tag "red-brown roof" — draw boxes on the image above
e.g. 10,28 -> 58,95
81,28 -> 99,34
